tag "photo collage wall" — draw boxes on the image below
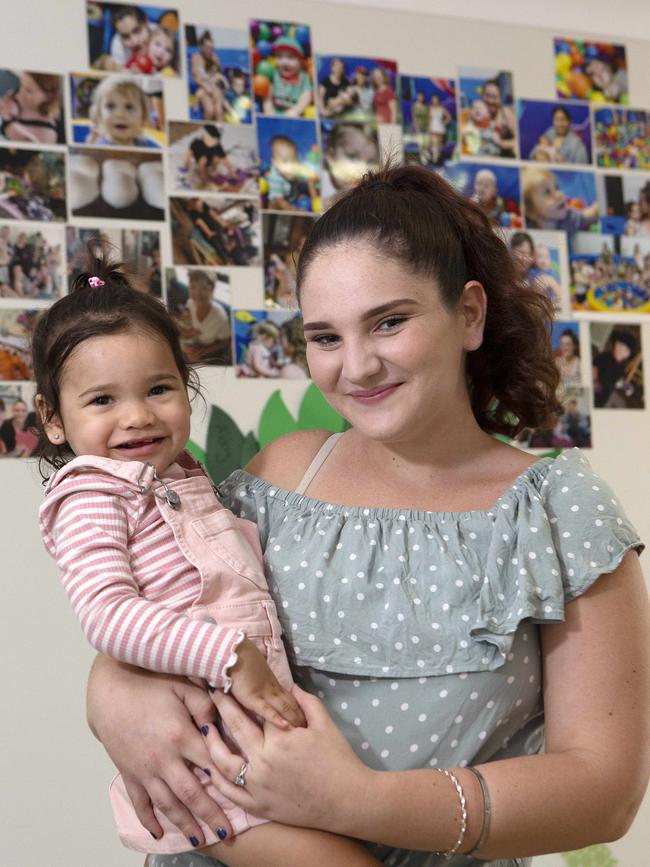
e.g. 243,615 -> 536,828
1,3 -> 648,458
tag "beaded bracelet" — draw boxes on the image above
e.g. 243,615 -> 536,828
465,766 -> 491,859
433,768 -> 467,859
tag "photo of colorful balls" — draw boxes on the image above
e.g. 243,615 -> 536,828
594,109 -> 650,171
249,19 -> 315,117
554,37 -> 628,104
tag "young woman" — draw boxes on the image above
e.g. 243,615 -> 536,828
87,166 -> 648,866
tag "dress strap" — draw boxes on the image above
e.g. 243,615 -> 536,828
295,433 -> 343,495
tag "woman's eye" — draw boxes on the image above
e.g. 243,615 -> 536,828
377,316 -> 407,331
311,333 -> 340,347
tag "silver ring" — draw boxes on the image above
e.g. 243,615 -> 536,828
233,761 -> 249,787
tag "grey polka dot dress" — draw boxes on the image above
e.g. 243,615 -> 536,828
149,446 -> 642,867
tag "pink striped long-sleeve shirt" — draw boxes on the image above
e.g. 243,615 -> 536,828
39,463 -> 243,689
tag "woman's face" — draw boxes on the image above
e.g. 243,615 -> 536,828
331,59 -> 344,77
552,109 -> 570,136
371,68 -> 384,87
300,242 -> 481,444
511,239 -> 534,272
12,400 -> 27,426
560,334 -> 576,358
18,74 -> 45,111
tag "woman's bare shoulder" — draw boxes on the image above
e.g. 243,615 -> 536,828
245,430 -> 335,490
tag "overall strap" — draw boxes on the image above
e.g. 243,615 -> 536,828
295,433 -> 344,495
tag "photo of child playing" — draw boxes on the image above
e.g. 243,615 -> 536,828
518,100 -> 591,164
235,308 -> 309,379
0,147 -> 66,222
437,162 -> 522,228
0,69 -> 65,144
185,25 -> 252,124
400,76 -> 456,167
569,233 -> 650,314
86,2 -> 180,76
591,323 -> 644,409
257,116 -> 320,213
522,166 -> 599,232
69,72 -> 164,147
0,224 -> 64,300
165,267 -> 232,365
320,120 -> 379,207
554,38 -> 628,104
263,212 -> 314,308
250,20 -> 314,118
459,69 -> 517,158
169,196 -> 261,267
596,173 -> 650,236
169,121 -> 258,195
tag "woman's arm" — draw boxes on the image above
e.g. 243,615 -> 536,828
204,550 -> 649,858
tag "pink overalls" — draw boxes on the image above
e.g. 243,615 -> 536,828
43,454 -> 291,854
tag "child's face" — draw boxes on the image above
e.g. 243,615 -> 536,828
149,31 -> 174,69
271,139 -> 299,178
529,173 -> 566,222
329,127 -> 378,188
260,333 -> 276,348
613,340 -> 632,363
47,329 -> 191,476
275,50 -> 301,78
628,203 -> 641,221
116,14 -> 150,54
470,99 -> 489,125
231,75 -> 245,95
474,171 -> 497,202
586,59 -> 613,90
535,246 -> 551,270
99,89 -> 144,144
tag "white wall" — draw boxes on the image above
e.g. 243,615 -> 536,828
1,2 -> 648,865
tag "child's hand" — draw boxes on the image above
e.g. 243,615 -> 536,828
225,637 -> 307,729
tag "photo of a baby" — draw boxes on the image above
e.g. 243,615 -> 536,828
257,117 -> 320,213
320,120 -> 379,207
437,162 -> 522,228
185,25 -> 252,124
86,2 -> 180,76
459,68 -> 517,159
522,166 -> 598,232
166,266 -> 232,365
554,38 -> 628,104
169,121 -> 258,195
234,308 -> 309,379
0,69 -> 65,144
69,72 -> 165,147
250,21 -> 314,118
517,100 -> 591,164
508,229 -> 565,311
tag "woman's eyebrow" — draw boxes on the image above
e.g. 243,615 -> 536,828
303,298 -> 419,331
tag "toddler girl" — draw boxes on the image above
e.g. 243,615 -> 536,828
33,249 -> 381,865
88,75 -> 150,147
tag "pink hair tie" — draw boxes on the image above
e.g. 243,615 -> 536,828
88,276 -> 105,288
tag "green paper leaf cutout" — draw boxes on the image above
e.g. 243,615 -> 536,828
205,404 -> 245,484
258,390 -> 300,448
297,383 -> 350,433
185,439 -> 207,466
240,431 -> 260,469
562,844 -> 618,867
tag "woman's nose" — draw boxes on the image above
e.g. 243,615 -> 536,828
342,340 -> 383,383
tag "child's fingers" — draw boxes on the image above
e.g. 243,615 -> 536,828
263,688 -> 307,728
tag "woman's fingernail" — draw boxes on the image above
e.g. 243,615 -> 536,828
200,725 -> 209,736
203,767 -> 212,776
217,827 -> 228,840
207,685 -> 216,693
150,831 -> 158,839
189,835 -> 200,848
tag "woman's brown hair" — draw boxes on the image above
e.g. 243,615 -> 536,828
296,164 -> 562,437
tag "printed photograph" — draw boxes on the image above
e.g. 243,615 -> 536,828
437,162 -> 522,228
0,223 -> 64,301
257,116 -> 320,212
521,166 -> 598,232
321,119 -> 379,206
169,121 -> 258,195
515,386 -> 592,449
263,212 -> 315,308
400,75 -> 457,167
0,381 -> 38,458
234,308 -> 308,379
597,174 -> 650,236
166,267 -> 232,365
69,72 -> 165,148
317,55 -> 398,125
554,38 -> 628,104
169,196 -> 261,266
250,20 -> 315,118
570,232 -> 650,314
185,25 -> 252,125
458,69 -> 517,159
66,225 -> 160,295
0,148 -> 66,222
68,147 -> 164,220
517,100 -> 591,164
593,108 -> 650,171
0,69 -> 65,144
508,229 -> 565,310
0,307 -> 37,380
86,2 -> 180,76
551,320 -> 583,387
591,322 -> 644,408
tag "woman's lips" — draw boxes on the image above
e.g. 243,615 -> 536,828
348,383 -> 402,404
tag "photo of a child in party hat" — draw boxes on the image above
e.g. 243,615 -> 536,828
250,20 -> 315,118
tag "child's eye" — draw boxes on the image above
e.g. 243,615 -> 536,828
91,394 -> 112,406
149,384 -> 170,396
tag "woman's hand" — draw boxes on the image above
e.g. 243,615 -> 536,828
204,685 -> 374,834
87,656 -> 234,846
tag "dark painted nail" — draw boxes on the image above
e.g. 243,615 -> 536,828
200,725 -> 209,736
189,835 -> 200,848
217,827 -> 228,840
150,831 -> 159,839
207,685 -> 216,693
203,767 -> 211,776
